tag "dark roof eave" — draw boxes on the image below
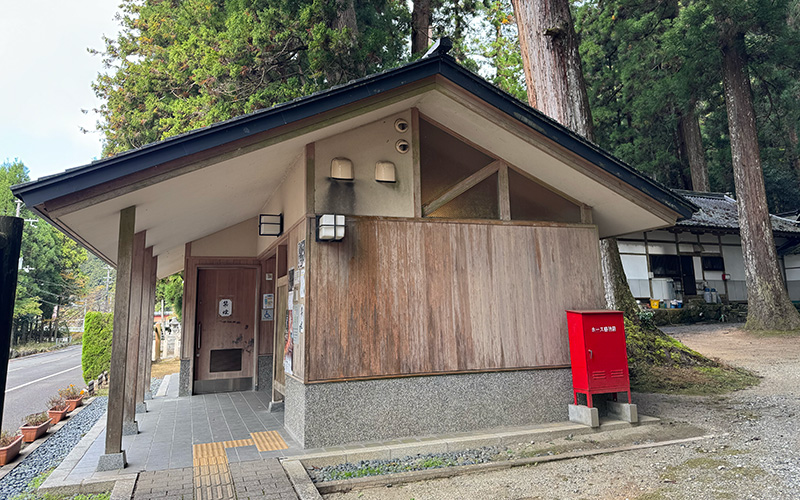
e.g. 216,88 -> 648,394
12,55 -> 695,219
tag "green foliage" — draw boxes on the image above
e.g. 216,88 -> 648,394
81,312 -> 114,384
92,0 -> 412,155
472,0 -> 526,101
574,0 -> 800,212
1,161 -> 88,326
156,273 -> 184,321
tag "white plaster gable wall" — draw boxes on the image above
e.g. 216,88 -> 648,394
256,153 -> 306,256
192,217 -> 258,257
314,110 -> 415,217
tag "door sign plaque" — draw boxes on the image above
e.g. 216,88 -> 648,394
219,299 -> 233,317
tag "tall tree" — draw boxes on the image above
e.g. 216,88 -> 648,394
715,2 -> 800,330
412,0 -> 432,56
512,0 -> 638,318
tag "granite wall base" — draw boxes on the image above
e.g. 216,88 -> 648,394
284,368 -> 572,449
179,359 -> 191,397
257,355 -> 273,393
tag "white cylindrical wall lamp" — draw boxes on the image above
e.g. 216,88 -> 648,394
330,157 -> 354,180
375,161 -> 396,183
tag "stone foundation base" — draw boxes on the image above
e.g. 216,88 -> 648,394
97,451 -> 126,471
122,421 -> 139,435
284,368 -> 572,448
179,359 -> 191,397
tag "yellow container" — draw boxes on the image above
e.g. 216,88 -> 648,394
650,299 -> 660,309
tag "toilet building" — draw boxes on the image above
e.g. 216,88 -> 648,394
12,49 -> 694,459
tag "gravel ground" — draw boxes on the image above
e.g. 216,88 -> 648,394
0,397 -> 108,500
325,323 -> 800,500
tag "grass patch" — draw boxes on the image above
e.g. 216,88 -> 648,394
150,358 -> 180,379
631,364 -> 759,395
12,470 -> 110,500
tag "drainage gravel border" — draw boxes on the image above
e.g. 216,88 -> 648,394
0,396 -> 108,500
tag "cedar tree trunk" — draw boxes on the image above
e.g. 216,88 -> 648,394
412,0 -> 432,56
678,101 -> 710,192
719,28 -> 800,330
512,0 -> 638,319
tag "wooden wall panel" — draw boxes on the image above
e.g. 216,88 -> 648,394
308,218 -> 605,382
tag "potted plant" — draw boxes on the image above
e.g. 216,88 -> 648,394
20,413 -> 51,443
47,395 -> 68,424
0,431 -> 22,466
59,385 -> 85,412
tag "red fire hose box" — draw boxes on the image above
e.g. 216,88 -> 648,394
566,310 -> 631,408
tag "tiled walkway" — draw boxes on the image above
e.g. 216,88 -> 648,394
53,373 -> 302,498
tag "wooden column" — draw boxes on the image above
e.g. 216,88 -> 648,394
144,253 -> 157,396
135,246 -> 154,408
103,206 -> 135,463
122,231 -> 146,433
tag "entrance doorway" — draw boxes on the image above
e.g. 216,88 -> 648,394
272,278 -> 288,402
194,267 -> 258,394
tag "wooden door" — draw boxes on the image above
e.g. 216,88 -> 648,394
194,268 -> 258,394
272,278 -> 288,401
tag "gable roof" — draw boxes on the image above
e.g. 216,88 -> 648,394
13,52 -> 694,219
674,190 -> 800,237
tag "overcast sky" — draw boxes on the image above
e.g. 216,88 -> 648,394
0,1 -> 120,181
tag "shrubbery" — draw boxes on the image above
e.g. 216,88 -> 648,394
82,312 -> 113,384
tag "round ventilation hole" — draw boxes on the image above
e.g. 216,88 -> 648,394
394,118 -> 409,133
395,139 -> 410,154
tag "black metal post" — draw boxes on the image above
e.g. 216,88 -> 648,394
0,216 -> 23,429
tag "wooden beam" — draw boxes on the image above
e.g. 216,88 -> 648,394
305,143 -> 315,216
422,160 -> 502,217
105,206 -> 135,456
580,204 -> 593,224
123,231 -> 146,431
411,108 -> 422,218
498,162 -> 511,221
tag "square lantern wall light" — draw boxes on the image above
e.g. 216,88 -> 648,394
316,214 -> 345,241
259,214 -> 283,237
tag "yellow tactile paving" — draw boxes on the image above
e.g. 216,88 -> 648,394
250,430 -> 289,451
192,431 -> 289,498
221,438 -> 254,448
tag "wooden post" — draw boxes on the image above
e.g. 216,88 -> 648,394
0,217 -> 23,428
136,248 -> 155,404
123,232 -> 146,430
100,206 -> 135,469
145,253 -> 157,394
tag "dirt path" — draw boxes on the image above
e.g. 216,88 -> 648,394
325,323 -> 800,500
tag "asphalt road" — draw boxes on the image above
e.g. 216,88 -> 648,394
1,345 -> 86,431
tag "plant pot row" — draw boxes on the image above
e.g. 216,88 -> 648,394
0,395 -> 84,466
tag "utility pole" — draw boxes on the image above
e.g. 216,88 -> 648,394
0,216 -> 24,427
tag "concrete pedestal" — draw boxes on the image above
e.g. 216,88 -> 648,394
608,401 -> 638,423
568,404 -> 599,428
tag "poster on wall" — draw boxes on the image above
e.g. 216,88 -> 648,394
283,310 -> 293,375
263,294 -> 274,309
299,269 -> 306,298
288,268 -> 295,290
297,240 -> 305,269
298,304 -> 305,333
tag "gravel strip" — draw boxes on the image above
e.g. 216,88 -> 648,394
149,377 -> 162,396
309,447 -> 503,482
0,397 -> 108,500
